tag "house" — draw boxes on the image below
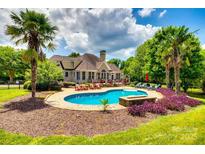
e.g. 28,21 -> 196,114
50,50 -> 124,83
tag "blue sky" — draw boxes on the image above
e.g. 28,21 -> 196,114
0,8 -> 205,60
132,8 -> 205,45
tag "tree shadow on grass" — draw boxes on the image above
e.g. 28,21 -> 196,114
1,97 -> 50,113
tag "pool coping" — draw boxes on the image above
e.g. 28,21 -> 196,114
45,86 -> 163,111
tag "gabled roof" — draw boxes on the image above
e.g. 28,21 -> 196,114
108,63 -> 121,73
50,55 -> 82,62
75,53 -> 100,71
50,55 -> 82,69
96,61 -> 112,71
49,53 -> 122,73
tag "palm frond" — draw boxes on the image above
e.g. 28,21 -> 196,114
10,12 -> 22,25
22,49 -> 38,62
47,42 -> 56,51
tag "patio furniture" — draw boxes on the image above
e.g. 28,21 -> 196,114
81,85 -> 89,90
89,84 -> 95,89
140,83 -> 148,88
75,85 -> 82,91
135,82 -> 142,88
94,83 -> 101,89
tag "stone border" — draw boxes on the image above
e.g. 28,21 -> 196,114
45,86 -> 163,111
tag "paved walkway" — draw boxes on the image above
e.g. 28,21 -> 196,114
45,86 -> 163,111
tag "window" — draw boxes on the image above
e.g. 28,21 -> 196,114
88,72 -> 92,80
101,70 -> 106,79
116,73 -> 121,80
65,72 -> 68,77
77,72 -> 80,80
97,73 -> 100,79
92,72 -> 94,79
82,72 -> 86,80
111,74 -> 114,80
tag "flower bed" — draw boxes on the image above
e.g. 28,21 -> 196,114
128,88 -> 201,117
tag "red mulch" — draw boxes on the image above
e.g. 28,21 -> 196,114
0,92 -> 158,137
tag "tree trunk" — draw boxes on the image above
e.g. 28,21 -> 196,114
9,75 -> 13,83
165,64 -> 170,88
174,62 -> 180,94
8,71 -> 14,83
31,58 -> 37,98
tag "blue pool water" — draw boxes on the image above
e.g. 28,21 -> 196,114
64,89 -> 147,105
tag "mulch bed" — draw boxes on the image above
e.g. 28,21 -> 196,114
0,92 -> 158,137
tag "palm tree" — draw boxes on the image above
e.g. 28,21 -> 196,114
100,99 -> 109,112
156,26 -> 192,94
6,9 -> 57,97
164,55 -> 173,88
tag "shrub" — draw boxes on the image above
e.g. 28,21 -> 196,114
49,81 -> 63,91
63,82 -> 76,88
172,95 -> 201,107
202,79 -> 205,93
156,88 -> 176,97
157,98 -> 185,111
24,81 -> 62,91
157,88 -> 201,108
128,104 -> 147,117
143,101 -> 167,115
23,81 -> 31,90
24,61 -> 63,91
128,88 -> 201,117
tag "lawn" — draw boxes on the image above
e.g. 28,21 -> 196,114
0,87 -> 204,145
0,87 -> 30,104
0,88 -> 204,145
187,88 -> 205,104
0,104 -> 204,145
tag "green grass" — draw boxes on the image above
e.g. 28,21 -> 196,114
0,104 -> 205,145
187,88 -> 205,104
0,87 -> 204,144
0,87 -> 30,104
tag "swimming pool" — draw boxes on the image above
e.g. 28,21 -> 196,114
64,89 -> 148,105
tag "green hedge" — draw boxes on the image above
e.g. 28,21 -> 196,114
23,81 -> 62,91
63,82 -> 76,88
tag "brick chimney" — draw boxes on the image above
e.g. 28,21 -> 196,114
100,50 -> 106,61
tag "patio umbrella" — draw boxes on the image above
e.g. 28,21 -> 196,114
145,73 -> 149,82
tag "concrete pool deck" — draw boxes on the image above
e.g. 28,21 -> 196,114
45,86 -> 163,111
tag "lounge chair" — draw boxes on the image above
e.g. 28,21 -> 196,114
95,83 -> 101,89
89,84 -> 95,89
148,84 -> 161,90
140,83 -> 147,88
156,84 -> 161,89
75,85 -> 82,91
81,85 -> 88,90
147,84 -> 155,90
135,82 -> 142,88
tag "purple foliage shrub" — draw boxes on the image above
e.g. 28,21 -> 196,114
143,101 -> 167,115
157,98 -> 185,111
128,104 -> 147,117
156,88 -> 176,97
128,101 -> 167,116
171,95 -> 201,107
157,88 -> 201,107
128,88 -> 201,117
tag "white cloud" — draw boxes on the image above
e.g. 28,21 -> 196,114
202,44 -> 205,49
0,8 -> 159,60
159,10 -> 167,18
138,8 -> 156,18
